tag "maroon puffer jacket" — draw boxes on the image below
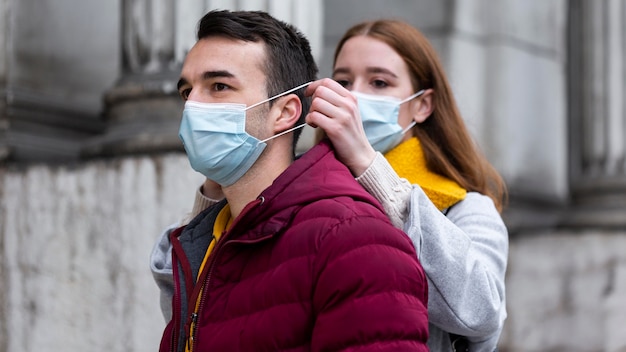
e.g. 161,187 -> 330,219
160,140 -> 429,352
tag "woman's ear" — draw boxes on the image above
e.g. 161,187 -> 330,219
272,94 -> 302,133
411,88 -> 434,124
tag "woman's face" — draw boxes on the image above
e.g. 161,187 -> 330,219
333,35 -> 417,130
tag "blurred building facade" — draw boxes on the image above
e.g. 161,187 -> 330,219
0,0 -> 624,351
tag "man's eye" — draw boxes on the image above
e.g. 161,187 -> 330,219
179,88 -> 191,100
213,83 -> 229,91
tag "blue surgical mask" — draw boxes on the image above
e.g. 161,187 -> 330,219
353,90 -> 425,153
179,82 -> 310,186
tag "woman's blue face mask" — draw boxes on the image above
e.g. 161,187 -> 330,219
353,90 -> 425,153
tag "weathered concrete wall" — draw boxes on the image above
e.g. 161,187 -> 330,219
502,230 -> 626,352
0,154 -> 203,352
501,229 -> 626,351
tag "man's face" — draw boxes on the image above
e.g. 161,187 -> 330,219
178,36 -> 268,104
177,36 -> 271,137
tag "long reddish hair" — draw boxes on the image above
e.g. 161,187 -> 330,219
335,20 -> 507,211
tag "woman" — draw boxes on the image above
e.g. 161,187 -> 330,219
152,19 -> 508,352
304,20 -> 508,351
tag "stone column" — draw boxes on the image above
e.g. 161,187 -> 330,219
84,0 -> 181,156
123,0 -> 176,73
0,0 -> 10,346
0,0 -> 8,162
87,0 -> 322,157
569,0 -> 626,226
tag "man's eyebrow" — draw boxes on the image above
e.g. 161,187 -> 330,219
201,70 -> 235,80
176,78 -> 188,91
176,70 -> 236,91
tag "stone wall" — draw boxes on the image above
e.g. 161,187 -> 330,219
0,154 -> 203,351
504,229 -> 626,351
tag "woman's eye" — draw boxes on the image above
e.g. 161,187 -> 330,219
334,79 -> 350,88
372,79 -> 388,88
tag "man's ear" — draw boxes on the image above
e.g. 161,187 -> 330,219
410,88 -> 434,124
272,94 -> 302,133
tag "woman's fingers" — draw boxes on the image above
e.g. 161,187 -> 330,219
304,79 -> 377,176
307,81 -> 358,130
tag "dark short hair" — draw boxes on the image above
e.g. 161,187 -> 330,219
197,10 -> 318,148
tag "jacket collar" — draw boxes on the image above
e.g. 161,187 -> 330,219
227,139 -> 382,242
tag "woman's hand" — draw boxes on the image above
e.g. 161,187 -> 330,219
305,78 -> 377,177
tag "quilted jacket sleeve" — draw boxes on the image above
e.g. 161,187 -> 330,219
310,214 -> 429,351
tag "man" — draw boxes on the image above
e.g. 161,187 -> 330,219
155,10 -> 429,351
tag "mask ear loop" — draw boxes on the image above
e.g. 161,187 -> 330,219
399,89 -> 426,104
246,81 -> 312,111
399,89 -> 426,134
401,121 -> 417,134
261,123 -> 308,143
257,81 -> 313,143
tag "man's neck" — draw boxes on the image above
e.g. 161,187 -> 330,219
222,144 -> 293,219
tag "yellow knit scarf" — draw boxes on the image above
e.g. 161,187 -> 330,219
384,137 -> 467,211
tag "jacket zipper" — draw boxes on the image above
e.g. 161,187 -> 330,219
189,237 -> 229,351
188,233 -> 274,350
187,197 -> 267,351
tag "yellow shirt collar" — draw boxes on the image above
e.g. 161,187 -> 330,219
213,204 -> 232,240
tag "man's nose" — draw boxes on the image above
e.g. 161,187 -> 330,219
186,89 -> 202,102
